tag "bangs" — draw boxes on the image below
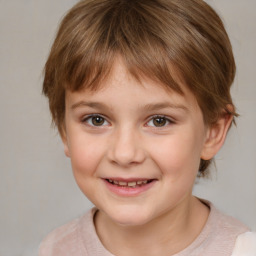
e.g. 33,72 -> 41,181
55,0 -> 184,94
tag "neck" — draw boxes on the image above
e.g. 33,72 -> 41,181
94,196 -> 209,256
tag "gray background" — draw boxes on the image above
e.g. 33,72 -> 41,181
0,0 -> 255,255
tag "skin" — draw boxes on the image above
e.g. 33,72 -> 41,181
62,58 -> 233,255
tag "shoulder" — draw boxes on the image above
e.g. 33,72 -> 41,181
202,199 -> 249,237
38,209 -> 95,256
212,204 -> 249,236
39,218 -> 80,256
231,232 -> 256,256
191,199 -> 251,255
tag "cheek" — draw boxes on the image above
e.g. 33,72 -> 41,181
68,136 -> 105,177
68,137 -> 106,199
149,134 -> 203,176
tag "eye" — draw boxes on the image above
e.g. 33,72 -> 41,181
147,116 -> 172,127
82,115 -> 109,127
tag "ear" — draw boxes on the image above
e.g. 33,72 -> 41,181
60,126 -> 70,158
201,109 -> 234,160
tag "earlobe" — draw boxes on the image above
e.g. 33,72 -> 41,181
63,141 -> 70,158
60,129 -> 70,158
201,111 -> 233,160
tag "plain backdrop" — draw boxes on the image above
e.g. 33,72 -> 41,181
0,0 -> 255,255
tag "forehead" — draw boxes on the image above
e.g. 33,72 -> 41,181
66,58 -> 200,114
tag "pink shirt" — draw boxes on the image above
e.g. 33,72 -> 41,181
39,201 -> 249,256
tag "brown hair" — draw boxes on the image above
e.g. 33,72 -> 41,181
43,0 -> 237,176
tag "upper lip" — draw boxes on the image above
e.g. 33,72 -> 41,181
102,177 -> 156,182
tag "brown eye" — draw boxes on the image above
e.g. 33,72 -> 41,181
84,115 -> 108,126
152,117 -> 167,127
91,116 -> 105,126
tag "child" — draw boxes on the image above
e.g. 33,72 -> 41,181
39,0 -> 256,255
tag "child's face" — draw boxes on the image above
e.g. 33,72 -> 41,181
63,58 -> 211,226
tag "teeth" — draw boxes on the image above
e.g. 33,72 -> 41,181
127,181 -> 136,187
108,179 -> 151,186
119,181 -> 127,186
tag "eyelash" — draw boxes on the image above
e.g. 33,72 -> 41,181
81,114 -> 110,127
146,115 -> 174,128
81,114 -> 174,128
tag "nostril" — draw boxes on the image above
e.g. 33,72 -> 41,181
107,133 -> 146,166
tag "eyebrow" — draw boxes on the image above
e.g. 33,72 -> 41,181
142,102 -> 188,112
71,101 -> 108,110
71,101 -> 188,112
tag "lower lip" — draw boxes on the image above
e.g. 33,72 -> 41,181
103,179 -> 157,197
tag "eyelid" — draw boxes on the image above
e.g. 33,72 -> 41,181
81,113 -> 110,126
146,115 -> 175,127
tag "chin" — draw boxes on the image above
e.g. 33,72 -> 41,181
104,205 -> 154,227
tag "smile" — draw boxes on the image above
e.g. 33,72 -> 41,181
106,179 -> 153,188
103,178 -> 157,197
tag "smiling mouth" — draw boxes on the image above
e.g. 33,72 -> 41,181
105,179 -> 154,188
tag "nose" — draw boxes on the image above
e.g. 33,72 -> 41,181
107,127 -> 146,167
